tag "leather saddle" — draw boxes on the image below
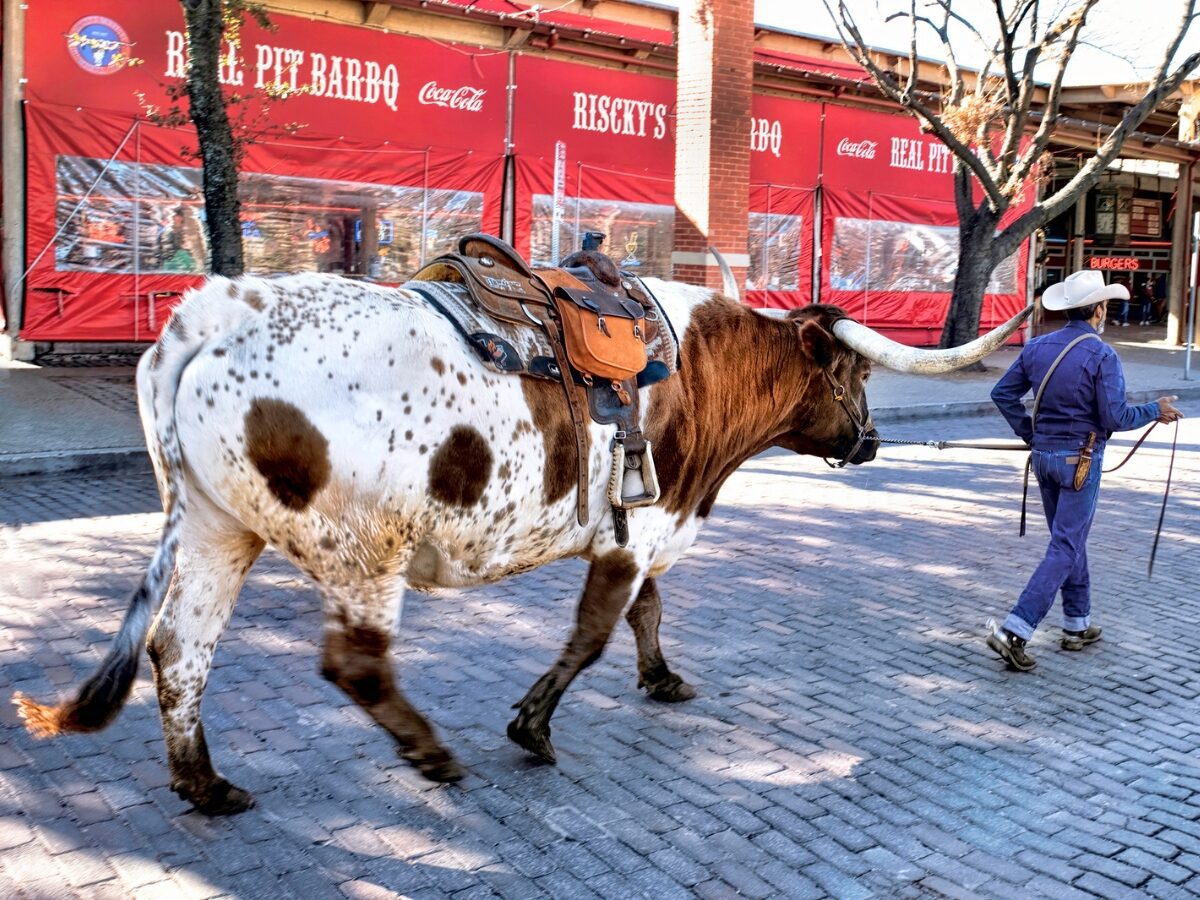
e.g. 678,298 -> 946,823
408,233 -> 679,546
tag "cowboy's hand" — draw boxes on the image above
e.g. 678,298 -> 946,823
1156,395 -> 1184,424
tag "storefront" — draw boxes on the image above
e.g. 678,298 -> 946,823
20,2 -> 507,340
10,3 -> 1030,345
820,104 -> 1027,342
511,56 -> 677,277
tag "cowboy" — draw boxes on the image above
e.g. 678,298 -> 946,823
986,270 -> 1183,671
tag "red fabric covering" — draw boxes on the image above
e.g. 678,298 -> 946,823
21,2 -> 508,341
511,56 -> 675,267
23,103 -> 504,341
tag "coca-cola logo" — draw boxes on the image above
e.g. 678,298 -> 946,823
418,81 -> 486,112
837,137 -> 878,160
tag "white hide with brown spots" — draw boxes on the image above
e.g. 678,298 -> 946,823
164,275 -> 709,588
18,270 -> 879,810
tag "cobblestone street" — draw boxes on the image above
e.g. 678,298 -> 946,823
2,404 -> 1199,899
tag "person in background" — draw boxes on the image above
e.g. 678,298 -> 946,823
1137,278 -> 1155,326
986,270 -> 1183,672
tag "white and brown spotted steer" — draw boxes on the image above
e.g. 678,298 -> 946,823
15,272 -> 1026,814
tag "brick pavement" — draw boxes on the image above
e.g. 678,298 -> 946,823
1,402 -> 1198,899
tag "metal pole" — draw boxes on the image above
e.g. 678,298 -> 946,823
133,123 -> 142,342
1187,209 -> 1198,380
2,0 -> 28,357
501,51 -> 516,244
551,140 -> 566,262
420,149 -> 430,267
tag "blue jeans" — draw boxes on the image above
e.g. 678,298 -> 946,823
1002,446 -> 1104,640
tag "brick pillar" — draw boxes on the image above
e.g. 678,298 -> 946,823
671,0 -> 753,293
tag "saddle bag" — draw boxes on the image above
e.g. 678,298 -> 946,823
552,284 -> 648,383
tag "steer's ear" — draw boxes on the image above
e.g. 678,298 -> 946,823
798,320 -> 835,369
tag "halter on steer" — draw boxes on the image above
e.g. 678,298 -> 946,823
821,367 -> 873,468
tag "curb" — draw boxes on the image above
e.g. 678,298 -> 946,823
3,386 -> 1199,479
873,384 -> 1200,426
0,447 -> 152,480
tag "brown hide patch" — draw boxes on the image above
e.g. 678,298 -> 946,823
648,299 -> 815,520
431,357 -> 446,376
244,398 -> 331,510
586,550 -> 639,599
321,625 -> 391,706
521,378 -> 584,504
242,289 -> 265,311
428,426 -> 493,507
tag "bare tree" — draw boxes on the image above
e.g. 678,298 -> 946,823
823,0 -> 1200,351
180,0 -> 244,277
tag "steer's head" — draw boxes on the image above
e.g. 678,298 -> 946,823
766,302 -> 1032,466
773,304 -> 878,465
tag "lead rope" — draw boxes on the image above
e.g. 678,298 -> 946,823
1148,419 -> 1179,578
869,416 -> 1178,578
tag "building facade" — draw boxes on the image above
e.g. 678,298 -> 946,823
3,0 -> 1194,351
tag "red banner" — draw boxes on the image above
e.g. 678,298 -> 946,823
822,104 -> 955,200
24,1 -> 509,152
511,56 -> 675,266
20,2 -> 509,340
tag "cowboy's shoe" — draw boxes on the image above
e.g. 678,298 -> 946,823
1061,626 -> 1103,651
986,627 -> 1037,671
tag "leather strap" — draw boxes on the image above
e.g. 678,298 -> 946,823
1020,332 -> 1101,536
1148,420 -> 1179,578
542,305 -> 592,527
1103,421 -> 1157,474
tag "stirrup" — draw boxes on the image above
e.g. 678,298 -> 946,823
607,438 -> 660,509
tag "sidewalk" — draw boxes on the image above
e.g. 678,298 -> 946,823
2,325 -> 1198,478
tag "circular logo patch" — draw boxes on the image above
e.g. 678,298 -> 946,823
67,16 -> 131,75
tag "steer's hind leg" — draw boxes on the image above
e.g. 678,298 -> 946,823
626,578 -> 696,703
319,577 -> 463,783
148,498 -> 265,816
508,550 -> 644,764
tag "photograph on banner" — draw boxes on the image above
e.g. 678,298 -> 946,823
54,155 -> 483,283
530,194 -> 675,277
829,217 -> 1019,295
746,212 -> 803,291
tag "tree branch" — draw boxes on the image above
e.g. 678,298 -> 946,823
822,0 -> 1006,208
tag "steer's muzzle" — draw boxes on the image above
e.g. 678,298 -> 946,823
849,426 -> 878,464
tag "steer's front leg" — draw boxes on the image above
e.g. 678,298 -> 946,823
625,577 -> 696,703
508,549 -> 645,764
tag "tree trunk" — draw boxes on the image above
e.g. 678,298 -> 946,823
939,203 -> 1000,360
181,0 -> 243,277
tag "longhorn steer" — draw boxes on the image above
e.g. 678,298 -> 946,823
15,273 -> 1025,814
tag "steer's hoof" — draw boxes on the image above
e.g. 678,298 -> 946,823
173,777 -> 255,816
407,747 -> 465,783
645,673 -> 697,703
507,717 -> 556,764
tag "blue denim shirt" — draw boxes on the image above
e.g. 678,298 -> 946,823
991,320 -> 1158,450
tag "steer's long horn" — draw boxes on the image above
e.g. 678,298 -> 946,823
831,306 -> 1032,374
709,246 -> 741,303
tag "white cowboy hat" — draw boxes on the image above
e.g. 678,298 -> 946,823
1041,270 -> 1129,311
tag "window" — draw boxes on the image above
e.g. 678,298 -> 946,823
531,194 -> 674,277
747,211 -> 802,291
830,217 -> 1018,294
52,155 -> 484,282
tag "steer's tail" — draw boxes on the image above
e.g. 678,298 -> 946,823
15,276 -> 249,738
